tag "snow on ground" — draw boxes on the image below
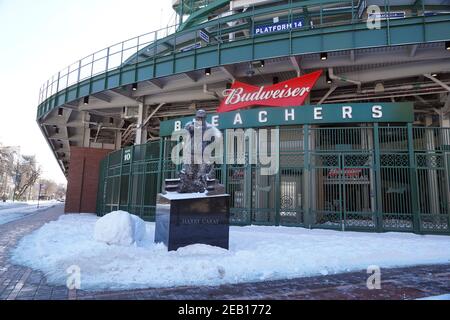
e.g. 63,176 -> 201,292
0,201 -> 59,225
418,294 -> 450,300
10,214 -> 450,291
0,201 -> 29,211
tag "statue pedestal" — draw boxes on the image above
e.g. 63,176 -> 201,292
155,192 -> 230,251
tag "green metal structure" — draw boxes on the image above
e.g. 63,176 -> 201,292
36,0 -> 450,235
37,0 -> 450,120
97,116 -> 450,235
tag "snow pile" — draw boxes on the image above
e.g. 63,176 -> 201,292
94,211 -> 146,246
11,214 -> 450,291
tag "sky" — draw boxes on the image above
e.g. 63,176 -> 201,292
0,0 -> 174,184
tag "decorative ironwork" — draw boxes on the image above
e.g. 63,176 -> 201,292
97,126 -> 450,235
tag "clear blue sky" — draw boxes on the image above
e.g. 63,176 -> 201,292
0,0 -> 173,184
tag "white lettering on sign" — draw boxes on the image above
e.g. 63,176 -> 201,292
343,106 -> 353,119
372,105 -> 383,118
259,111 -> 268,123
211,115 -> 219,127
314,107 -> 323,120
234,113 -> 243,125
167,104 -> 397,136
285,108 -> 295,121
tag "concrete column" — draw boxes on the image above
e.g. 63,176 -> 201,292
439,111 -> 450,147
135,101 -> 147,145
115,130 -> 122,150
82,112 -> 91,148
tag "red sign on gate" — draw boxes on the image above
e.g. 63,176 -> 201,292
218,70 -> 322,113
328,168 -> 363,178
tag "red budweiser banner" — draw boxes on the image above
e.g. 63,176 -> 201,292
218,70 -> 322,113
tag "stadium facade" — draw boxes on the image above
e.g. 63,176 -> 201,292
36,0 -> 450,234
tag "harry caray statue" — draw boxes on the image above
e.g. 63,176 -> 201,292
157,110 -> 230,251
166,109 -> 223,194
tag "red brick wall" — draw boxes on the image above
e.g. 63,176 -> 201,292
65,147 -> 111,214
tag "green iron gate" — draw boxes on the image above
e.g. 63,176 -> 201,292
97,125 -> 450,235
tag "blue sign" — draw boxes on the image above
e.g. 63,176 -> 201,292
180,42 -> 202,52
198,30 -> 210,43
254,19 -> 304,35
424,11 -> 450,17
368,11 -> 405,19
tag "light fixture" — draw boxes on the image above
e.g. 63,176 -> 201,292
446,41 -> 450,51
58,108 -> 63,116
132,83 -> 138,91
374,82 -> 385,93
431,73 -> 438,77
273,77 -> 279,85
326,70 -> 332,84
320,52 -> 328,61
205,68 -> 211,76
83,96 -> 89,105
260,60 -> 265,68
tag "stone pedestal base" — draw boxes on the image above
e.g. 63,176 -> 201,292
155,193 -> 230,251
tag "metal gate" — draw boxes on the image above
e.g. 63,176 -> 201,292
416,152 -> 450,232
97,125 -> 450,235
310,152 -> 375,231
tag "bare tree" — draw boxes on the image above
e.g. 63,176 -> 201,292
0,145 -> 16,199
14,155 -> 41,200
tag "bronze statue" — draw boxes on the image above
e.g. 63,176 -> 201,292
165,110 -> 224,194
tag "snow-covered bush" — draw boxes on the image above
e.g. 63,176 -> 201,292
94,211 -> 146,246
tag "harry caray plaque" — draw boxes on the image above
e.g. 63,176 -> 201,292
154,110 -> 230,251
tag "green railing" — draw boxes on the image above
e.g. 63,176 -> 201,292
37,0 -> 450,117
97,125 -> 450,235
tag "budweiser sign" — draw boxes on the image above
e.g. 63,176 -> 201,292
218,70 -> 322,113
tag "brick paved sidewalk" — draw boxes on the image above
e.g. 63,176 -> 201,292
1,205 -> 449,300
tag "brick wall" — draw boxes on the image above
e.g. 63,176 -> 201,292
65,147 -> 111,214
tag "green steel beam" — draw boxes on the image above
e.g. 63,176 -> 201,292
37,14 -> 450,120
373,123 -> 383,233
407,123 -> 421,234
178,0 -> 230,31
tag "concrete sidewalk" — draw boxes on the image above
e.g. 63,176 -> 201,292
1,205 -> 449,300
